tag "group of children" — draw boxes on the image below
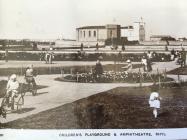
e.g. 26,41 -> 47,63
39,51 -> 55,64
4,65 -> 36,107
171,48 -> 186,67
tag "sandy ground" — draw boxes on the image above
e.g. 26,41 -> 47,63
0,60 -> 181,123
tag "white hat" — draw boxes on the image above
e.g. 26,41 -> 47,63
10,74 -> 17,80
126,59 -> 131,63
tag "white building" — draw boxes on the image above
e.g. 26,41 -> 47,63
121,21 -> 145,41
76,24 -> 121,46
55,39 -> 79,48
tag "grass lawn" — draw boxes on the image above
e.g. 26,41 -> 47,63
3,86 -> 187,129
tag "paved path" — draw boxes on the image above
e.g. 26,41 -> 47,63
133,61 -> 180,74
0,60 -> 133,68
0,74 -> 152,123
167,75 -> 187,82
0,61 -> 181,123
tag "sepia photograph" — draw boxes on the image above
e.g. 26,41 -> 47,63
0,0 -> 187,139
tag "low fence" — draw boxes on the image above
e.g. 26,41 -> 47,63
0,51 -> 171,61
140,41 -> 187,46
124,45 -> 187,51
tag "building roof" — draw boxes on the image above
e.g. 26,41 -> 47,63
150,35 -> 172,38
76,26 -> 105,30
121,26 -> 133,29
56,38 -> 76,41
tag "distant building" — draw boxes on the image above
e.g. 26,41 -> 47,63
56,20 -> 145,48
76,24 -> 121,46
121,21 -> 145,41
178,37 -> 187,41
150,35 -> 172,41
55,39 -> 78,48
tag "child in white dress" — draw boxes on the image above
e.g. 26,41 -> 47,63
141,56 -> 147,72
149,86 -> 162,118
6,74 -> 19,105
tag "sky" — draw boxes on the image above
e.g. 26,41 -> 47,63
0,0 -> 187,40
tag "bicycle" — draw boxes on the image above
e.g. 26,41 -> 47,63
25,82 -> 37,96
24,76 -> 37,96
0,106 -> 6,118
1,90 -> 25,112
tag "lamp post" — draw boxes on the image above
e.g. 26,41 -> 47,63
5,40 -> 9,62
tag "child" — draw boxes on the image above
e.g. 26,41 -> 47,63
25,65 -> 37,88
141,56 -> 147,72
6,74 -> 19,104
149,86 -> 162,118
122,59 -> 132,72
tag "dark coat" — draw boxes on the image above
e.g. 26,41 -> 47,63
95,63 -> 103,75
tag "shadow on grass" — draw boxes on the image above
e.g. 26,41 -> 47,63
159,111 -> 170,117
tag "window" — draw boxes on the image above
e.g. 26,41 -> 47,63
80,31 -> 82,37
83,31 -> 85,38
110,30 -> 113,37
94,31 -> 96,37
89,30 -> 91,37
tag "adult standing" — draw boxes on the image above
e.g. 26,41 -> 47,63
121,41 -> 125,51
95,59 -> 103,75
147,58 -> 152,72
170,49 -> 175,61
118,51 -> 122,62
122,59 -> 132,73
49,51 -> 54,64
147,51 -> 152,72
94,59 -> 103,81
181,48 -> 186,67
96,43 -> 99,51
49,46 -> 54,64
147,51 -> 152,60
5,49 -> 8,62
80,43 -> 84,51
141,56 -> 147,72
45,51 -> 50,64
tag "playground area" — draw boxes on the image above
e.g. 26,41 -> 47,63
0,60 -> 186,129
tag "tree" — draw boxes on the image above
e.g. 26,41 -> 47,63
161,37 -> 176,41
1,40 -> 7,50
